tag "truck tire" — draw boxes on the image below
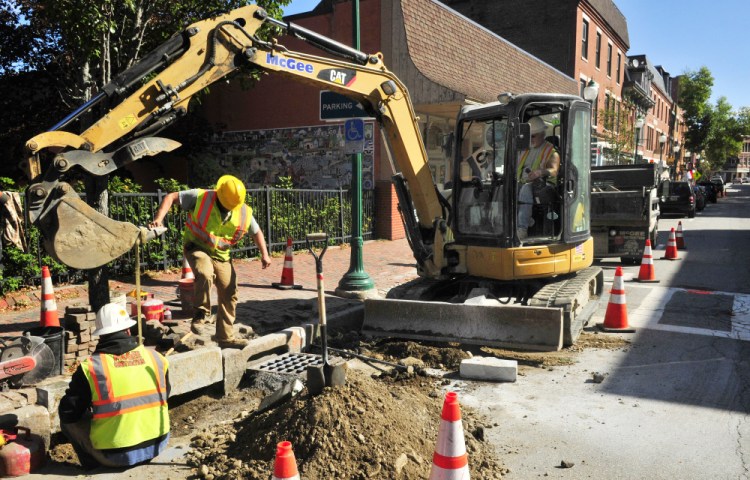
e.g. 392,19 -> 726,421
650,226 -> 658,247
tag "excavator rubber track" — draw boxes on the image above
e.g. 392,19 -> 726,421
362,266 -> 603,351
527,266 -> 604,346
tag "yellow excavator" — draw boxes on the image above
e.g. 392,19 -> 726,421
22,5 -> 602,351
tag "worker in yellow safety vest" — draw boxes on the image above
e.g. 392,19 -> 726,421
516,116 -> 560,240
58,303 -> 170,470
150,174 -> 271,349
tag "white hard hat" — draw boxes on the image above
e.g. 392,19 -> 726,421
528,116 -> 548,135
93,303 -> 136,336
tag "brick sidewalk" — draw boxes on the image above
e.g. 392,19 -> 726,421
0,239 -> 419,337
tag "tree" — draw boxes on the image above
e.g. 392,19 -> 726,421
0,0 -> 291,181
677,67 -> 714,155
598,101 -> 637,165
704,97 -> 742,173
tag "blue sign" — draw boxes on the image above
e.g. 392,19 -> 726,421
320,91 -> 368,120
344,118 -> 365,154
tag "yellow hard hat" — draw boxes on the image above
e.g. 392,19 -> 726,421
216,175 -> 246,210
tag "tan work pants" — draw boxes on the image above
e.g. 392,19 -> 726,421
185,248 -> 237,342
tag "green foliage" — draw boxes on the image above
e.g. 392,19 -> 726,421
598,102 -> 637,165
0,177 -> 16,190
678,67 -> 714,154
705,97 -> 742,173
155,177 -> 189,193
108,175 -> 142,193
0,224 -> 68,293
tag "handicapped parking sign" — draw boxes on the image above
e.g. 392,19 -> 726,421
344,118 -> 365,154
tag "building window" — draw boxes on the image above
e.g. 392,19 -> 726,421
606,44 -> 612,76
595,32 -> 601,68
580,79 -> 586,98
616,53 -> 622,83
582,20 -> 589,59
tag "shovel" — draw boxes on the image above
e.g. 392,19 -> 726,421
305,232 -> 345,394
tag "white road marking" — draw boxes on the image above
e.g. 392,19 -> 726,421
623,286 -> 750,341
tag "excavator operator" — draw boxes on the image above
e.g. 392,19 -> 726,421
516,116 -> 560,240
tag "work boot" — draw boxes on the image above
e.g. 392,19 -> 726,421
516,228 -> 528,240
217,337 -> 249,349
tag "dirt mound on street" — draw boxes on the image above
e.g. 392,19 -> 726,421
186,369 -> 506,479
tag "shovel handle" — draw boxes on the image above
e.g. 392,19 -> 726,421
165,331 -> 193,356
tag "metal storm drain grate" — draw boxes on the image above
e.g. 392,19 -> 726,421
248,352 -> 336,376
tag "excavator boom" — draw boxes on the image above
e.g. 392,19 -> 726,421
24,5 -> 445,274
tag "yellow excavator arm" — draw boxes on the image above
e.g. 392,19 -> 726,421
24,5 -> 446,272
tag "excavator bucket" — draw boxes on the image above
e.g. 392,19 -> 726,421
362,299 -> 565,351
37,195 -> 160,270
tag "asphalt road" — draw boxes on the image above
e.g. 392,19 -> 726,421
457,183 -> 750,479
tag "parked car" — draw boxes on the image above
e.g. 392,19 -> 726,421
693,185 -> 706,211
659,181 -> 695,218
697,181 -> 718,203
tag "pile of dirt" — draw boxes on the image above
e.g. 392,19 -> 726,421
185,369 -> 506,479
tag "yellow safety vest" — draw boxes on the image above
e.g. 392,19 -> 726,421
81,345 -> 169,450
183,189 -> 252,261
517,143 -> 557,184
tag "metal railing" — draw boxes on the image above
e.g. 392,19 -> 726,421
1,187 -> 375,290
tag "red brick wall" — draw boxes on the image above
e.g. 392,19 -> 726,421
375,180 -> 405,240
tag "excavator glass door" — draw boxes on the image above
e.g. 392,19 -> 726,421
454,116 -> 509,238
562,101 -> 592,244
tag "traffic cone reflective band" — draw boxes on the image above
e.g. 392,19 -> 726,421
633,239 -> 659,283
600,266 -> 635,332
662,227 -> 680,260
181,256 -> 194,280
272,441 -> 300,480
273,237 -> 302,290
40,266 -> 60,327
676,221 -> 686,250
429,391 -> 470,480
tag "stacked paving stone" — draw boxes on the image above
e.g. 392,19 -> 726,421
62,305 -> 98,371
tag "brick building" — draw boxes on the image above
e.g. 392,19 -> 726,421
198,0 -> 577,240
438,0 -> 630,165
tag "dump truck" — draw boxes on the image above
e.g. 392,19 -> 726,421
22,4 -> 601,351
590,163 -> 661,263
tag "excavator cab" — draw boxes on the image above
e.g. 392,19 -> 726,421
451,94 -> 592,256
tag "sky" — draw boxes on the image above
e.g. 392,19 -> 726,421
283,0 -> 749,111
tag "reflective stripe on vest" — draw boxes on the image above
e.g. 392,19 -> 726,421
517,143 -> 556,182
82,345 -> 169,449
184,190 -> 251,255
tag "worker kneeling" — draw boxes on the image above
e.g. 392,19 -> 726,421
58,303 -> 170,470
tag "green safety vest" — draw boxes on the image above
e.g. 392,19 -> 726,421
81,345 -> 169,450
183,189 -> 252,261
517,142 -> 558,185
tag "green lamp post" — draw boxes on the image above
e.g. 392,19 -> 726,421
336,0 -> 375,297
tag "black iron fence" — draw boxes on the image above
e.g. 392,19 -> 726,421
0,187 -> 375,292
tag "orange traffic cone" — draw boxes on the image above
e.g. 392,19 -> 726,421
661,227 -> 680,260
273,237 -> 302,290
429,391 -> 470,480
599,266 -> 635,332
181,256 -> 195,280
633,239 -> 659,283
675,221 -> 686,250
272,441 -> 300,480
40,266 -> 60,327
